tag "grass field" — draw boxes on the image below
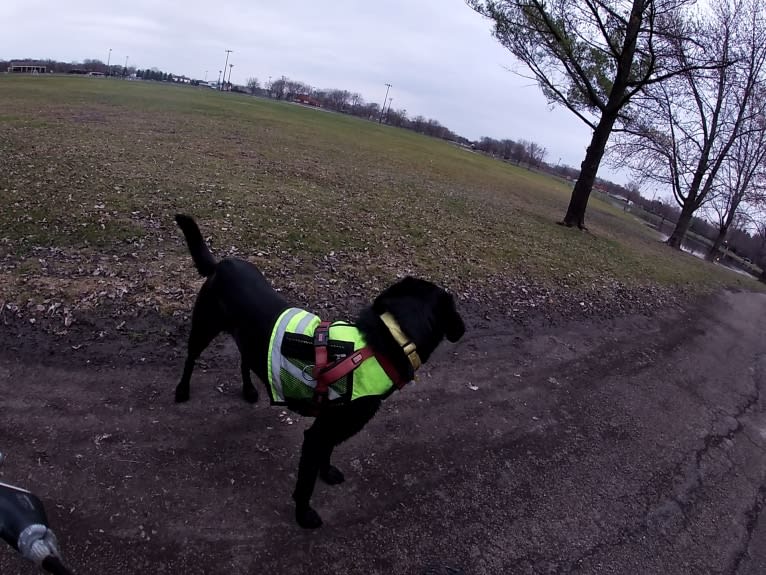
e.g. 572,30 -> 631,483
0,75 -> 760,319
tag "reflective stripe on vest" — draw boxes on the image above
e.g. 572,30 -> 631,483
267,308 -> 396,405
268,308 -> 319,403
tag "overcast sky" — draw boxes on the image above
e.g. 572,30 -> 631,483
2,0 -> 627,183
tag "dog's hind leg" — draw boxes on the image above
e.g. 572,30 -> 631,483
176,288 -> 221,403
240,358 -> 258,404
176,322 -> 219,402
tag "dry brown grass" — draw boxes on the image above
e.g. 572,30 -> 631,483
0,76 -> 760,322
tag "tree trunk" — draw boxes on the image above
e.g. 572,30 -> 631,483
705,227 -> 727,262
561,112 -> 619,229
667,203 -> 696,249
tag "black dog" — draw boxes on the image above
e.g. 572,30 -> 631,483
174,214 -> 465,528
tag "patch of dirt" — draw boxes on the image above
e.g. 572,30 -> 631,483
4,290 -> 765,574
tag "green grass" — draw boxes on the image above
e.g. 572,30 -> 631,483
0,75 -> 760,314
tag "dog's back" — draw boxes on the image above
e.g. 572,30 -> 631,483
175,215 -> 289,383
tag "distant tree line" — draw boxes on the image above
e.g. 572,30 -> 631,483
2,57 -> 136,76
134,68 -> 192,83
6,56 -> 764,276
246,75 -> 470,144
473,137 -> 547,168
2,58 -> 201,85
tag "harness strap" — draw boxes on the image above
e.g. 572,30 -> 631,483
317,347 -> 373,388
312,321 -> 331,380
373,351 -> 408,390
309,321 -> 331,413
312,322 -> 408,409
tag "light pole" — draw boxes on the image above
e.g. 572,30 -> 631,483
379,83 -> 391,123
106,48 -> 111,75
221,49 -> 232,90
204,70 -> 208,82
228,63 -> 234,88
218,70 -> 222,89
124,56 -> 129,78
386,97 -> 393,121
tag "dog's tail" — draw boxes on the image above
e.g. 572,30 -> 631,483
175,214 -> 217,277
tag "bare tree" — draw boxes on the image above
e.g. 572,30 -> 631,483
755,218 -> 766,282
350,92 -> 364,111
271,76 -> 288,100
283,80 -> 310,100
612,0 -> 766,248
246,77 -> 260,95
386,108 -> 408,127
359,102 -> 381,120
704,94 -> 766,260
468,0 -> 704,229
509,140 -> 526,163
523,140 -> 547,167
410,115 -> 427,133
325,89 -> 351,111
83,58 -> 105,72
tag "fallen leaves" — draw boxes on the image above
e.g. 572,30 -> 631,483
0,80 -> 718,334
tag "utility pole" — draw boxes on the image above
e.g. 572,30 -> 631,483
228,63 -> 234,88
379,83 -> 391,123
221,49 -> 232,90
106,48 -> 112,75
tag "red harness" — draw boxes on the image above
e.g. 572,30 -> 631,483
311,321 -> 407,409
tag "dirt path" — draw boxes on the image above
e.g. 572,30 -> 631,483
1,291 -> 765,575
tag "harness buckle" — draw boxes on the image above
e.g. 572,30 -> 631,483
314,323 -> 330,347
301,364 -> 315,381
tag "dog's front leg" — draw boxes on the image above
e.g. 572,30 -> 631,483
317,398 -> 380,486
240,359 -> 258,403
319,445 -> 345,485
292,421 -> 333,529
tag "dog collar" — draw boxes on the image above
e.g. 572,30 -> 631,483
380,312 -> 421,371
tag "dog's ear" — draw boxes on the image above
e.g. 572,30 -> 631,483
439,291 -> 465,343
372,276 -> 421,314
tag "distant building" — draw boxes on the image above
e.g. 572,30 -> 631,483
8,63 -> 46,74
294,94 -> 321,107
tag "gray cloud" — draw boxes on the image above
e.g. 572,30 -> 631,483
2,0 -> 627,182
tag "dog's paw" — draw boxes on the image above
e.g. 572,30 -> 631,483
242,387 -> 259,404
320,465 -> 345,485
174,386 -> 190,403
295,506 -> 323,529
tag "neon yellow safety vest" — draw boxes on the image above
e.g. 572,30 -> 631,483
267,308 -> 396,406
